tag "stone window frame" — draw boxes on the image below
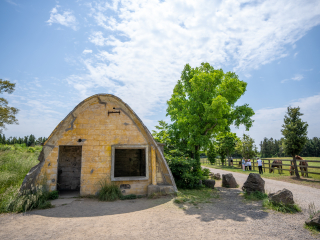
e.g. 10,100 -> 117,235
111,144 -> 149,181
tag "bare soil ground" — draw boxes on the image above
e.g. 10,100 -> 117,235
0,170 -> 319,240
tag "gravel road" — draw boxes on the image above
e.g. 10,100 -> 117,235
203,167 -> 320,210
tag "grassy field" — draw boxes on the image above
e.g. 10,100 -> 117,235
0,144 -> 41,212
202,157 -> 320,189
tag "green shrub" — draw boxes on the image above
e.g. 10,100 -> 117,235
48,190 -> 59,200
243,191 -> 268,201
202,168 -> 210,179
263,199 -> 301,213
27,147 -> 35,153
166,154 -> 208,189
0,145 -> 13,151
98,180 -> 122,201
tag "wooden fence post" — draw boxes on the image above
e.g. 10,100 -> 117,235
268,160 -> 270,173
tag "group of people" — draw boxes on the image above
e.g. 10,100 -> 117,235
241,157 -> 264,174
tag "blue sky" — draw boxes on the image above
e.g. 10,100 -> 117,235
1,0 -> 320,148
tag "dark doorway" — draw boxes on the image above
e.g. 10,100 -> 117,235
57,146 -> 82,191
114,149 -> 146,177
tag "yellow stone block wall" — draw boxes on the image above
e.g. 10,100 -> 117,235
38,99 -> 155,196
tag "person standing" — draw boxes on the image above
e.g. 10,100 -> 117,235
248,159 -> 252,171
257,157 -> 263,174
230,157 -> 233,166
242,157 -> 246,171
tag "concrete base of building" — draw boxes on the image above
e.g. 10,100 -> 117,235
147,184 -> 175,196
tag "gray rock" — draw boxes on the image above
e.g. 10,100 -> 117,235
305,212 -> 320,228
222,173 -> 238,188
269,188 -> 294,205
203,179 -> 215,189
242,173 -> 265,194
214,173 -> 221,180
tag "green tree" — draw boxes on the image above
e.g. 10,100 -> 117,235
216,132 -> 238,165
166,63 -> 254,171
0,79 -> 19,132
28,134 -> 36,146
236,134 -> 257,159
281,107 -> 308,178
207,141 -> 217,164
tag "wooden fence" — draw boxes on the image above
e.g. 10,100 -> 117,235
200,158 -> 320,176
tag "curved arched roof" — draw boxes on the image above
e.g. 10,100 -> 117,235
42,94 -> 177,191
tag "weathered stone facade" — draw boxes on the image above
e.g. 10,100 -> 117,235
20,94 -> 177,196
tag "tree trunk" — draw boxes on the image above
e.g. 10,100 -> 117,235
194,145 -> 200,171
292,155 -> 300,179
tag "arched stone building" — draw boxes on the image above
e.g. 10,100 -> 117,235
21,94 -> 177,196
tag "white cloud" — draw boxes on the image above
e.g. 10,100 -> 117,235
294,52 -> 298,58
292,74 -> 304,81
281,74 -> 304,83
245,74 -> 252,78
232,94 -> 320,147
88,31 -> 108,46
83,49 -> 93,54
67,0 -> 320,129
47,5 -> 78,30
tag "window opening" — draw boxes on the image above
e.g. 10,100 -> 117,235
114,149 -> 146,177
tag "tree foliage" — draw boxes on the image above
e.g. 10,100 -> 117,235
259,136 -> 319,158
207,141 -> 217,164
281,106 -> 308,178
166,63 -> 254,171
0,134 -> 47,146
216,132 -> 238,165
236,134 -> 257,159
0,79 -> 19,132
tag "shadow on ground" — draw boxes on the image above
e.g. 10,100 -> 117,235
175,187 -> 269,222
26,196 -> 173,218
27,187 -> 268,222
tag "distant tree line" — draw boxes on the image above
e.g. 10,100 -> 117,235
260,137 -> 320,158
0,134 -> 47,146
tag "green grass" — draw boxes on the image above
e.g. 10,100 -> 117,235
0,144 -> 42,213
262,198 -> 301,213
304,224 -> 320,235
243,191 -> 268,201
174,188 -> 219,206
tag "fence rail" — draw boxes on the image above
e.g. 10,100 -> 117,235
200,158 -> 320,176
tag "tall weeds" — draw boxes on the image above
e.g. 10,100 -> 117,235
98,180 -> 122,201
0,144 -> 43,213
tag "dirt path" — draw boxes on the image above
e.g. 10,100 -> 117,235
204,167 -> 320,210
0,171 -> 319,239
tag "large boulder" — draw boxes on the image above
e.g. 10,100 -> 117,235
203,179 -> 215,189
268,188 -> 294,205
222,173 -> 238,188
306,212 -> 320,228
242,173 -> 265,194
